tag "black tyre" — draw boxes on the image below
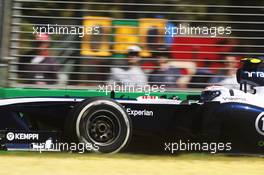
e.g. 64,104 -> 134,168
65,97 -> 132,153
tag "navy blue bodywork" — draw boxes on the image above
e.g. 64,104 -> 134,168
0,97 -> 263,155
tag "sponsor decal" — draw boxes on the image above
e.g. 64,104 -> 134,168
255,112 -> 264,136
6,132 -> 15,141
222,97 -> 246,101
126,108 -> 154,117
245,71 -> 264,78
6,132 -> 39,141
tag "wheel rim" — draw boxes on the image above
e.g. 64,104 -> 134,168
83,110 -> 121,146
75,99 -> 131,153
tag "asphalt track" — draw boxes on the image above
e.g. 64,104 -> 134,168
0,152 -> 263,175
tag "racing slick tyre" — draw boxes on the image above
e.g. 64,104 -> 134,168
65,97 -> 132,153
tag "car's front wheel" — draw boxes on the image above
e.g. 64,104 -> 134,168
65,97 -> 132,153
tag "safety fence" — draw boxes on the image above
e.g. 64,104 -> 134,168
1,0 -> 263,92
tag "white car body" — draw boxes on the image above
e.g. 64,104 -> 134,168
203,86 -> 264,108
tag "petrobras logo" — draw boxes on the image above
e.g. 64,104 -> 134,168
245,71 -> 264,78
6,132 -> 39,141
126,108 -> 154,117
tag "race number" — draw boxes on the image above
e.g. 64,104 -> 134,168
255,112 -> 264,136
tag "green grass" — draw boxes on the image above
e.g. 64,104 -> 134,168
0,151 -> 264,175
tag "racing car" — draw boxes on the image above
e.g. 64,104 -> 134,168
0,58 -> 264,154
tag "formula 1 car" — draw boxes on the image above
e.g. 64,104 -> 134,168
0,58 -> 264,155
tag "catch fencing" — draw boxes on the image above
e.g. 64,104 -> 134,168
1,0 -> 263,92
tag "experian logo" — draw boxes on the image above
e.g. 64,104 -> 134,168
126,108 -> 154,117
245,71 -> 264,78
6,132 -> 39,141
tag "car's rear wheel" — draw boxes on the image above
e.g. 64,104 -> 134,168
65,97 -> 132,153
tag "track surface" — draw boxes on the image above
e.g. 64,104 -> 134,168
0,152 -> 263,175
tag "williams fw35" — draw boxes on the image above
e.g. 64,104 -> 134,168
1,58 -> 264,155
